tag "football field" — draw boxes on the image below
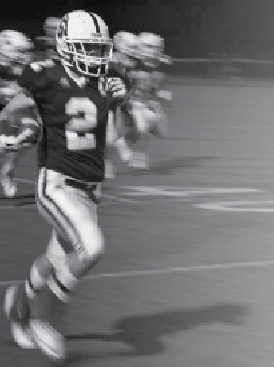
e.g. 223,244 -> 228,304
2,78 -> 274,366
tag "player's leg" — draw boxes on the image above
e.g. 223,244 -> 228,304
114,106 -> 135,163
128,100 -> 168,169
29,168 -> 103,360
147,100 -> 168,138
37,168 -> 104,276
4,284 -> 36,349
1,151 -> 18,197
0,108 -> 17,197
3,226 -> 56,349
105,109 -> 117,179
128,101 -> 152,169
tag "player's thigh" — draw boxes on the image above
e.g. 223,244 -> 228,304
36,168 -> 104,259
130,101 -> 150,133
148,102 -> 168,137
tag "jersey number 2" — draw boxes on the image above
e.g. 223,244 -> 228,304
65,97 -> 97,151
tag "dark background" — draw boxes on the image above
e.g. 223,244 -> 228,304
1,0 -> 274,58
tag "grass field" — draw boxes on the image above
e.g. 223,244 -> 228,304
1,78 -> 274,366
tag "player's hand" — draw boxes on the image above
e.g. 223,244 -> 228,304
105,77 -> 126,99
0,135 -> 12,151
0,135 -> 20,152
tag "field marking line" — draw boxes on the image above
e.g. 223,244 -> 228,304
195,200 -> 274,212
102,194 -> 138,203
16,178 -> 35,185
1,259 -> 274,287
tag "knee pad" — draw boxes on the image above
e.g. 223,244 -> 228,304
75,224 -> 105,273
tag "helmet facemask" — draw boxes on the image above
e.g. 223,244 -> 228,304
60,38 -> 112,77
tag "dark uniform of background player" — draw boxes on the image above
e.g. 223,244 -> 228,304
34,17 -> 60,61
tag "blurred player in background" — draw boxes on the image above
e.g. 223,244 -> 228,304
0,30 -> 35,196
125,31 -> 173,169
34,16 -> 61,60
104,30 -> 138,177
108,31 -> 172,172
2,10 -> 126,362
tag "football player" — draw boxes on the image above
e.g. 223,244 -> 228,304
104,31 -> 139,177
124,32 -> 173,169
2,10 -> 126,362
0,29 -> 35,196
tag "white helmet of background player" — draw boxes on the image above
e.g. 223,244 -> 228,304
44,17 -> 61,38
56,10 -> 113,77
138,32 -> 164,61
0,30 -> 33,65
113,31 -> 137,57
43,16 -> 61,47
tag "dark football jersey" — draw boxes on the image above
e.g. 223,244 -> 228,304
18,60 -> 112,182
34,36 -> 57,61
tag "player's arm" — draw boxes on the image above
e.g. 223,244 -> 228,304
0,93 -> 39,152
0,100 -> 41,152
0,91 -> 35,122
0,110 -> 41,152
0,62 -> 45,151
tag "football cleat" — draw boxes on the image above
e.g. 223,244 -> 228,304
10,322 -> 36,349
4,284 -> 30,322
4,285 -> 17,319
4,285 -> 35,349
29,319 -> 66,361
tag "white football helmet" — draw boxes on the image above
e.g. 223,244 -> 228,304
56,10 -> 113,77
44,17 -> 61,38
0,30 -> 33,65
138,32 -> 164,61
113,31 -> 137,57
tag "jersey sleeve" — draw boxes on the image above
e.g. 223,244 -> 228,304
0,62 -> 51,123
